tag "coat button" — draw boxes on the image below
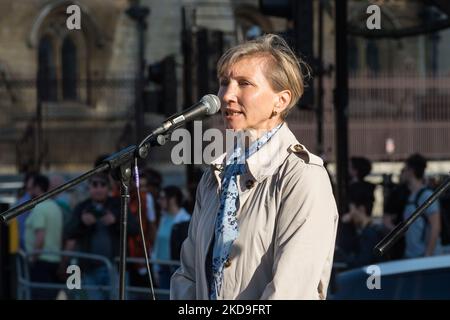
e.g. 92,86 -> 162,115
246,180 -> 255,189
293,144 -> 304,152
224,258 -> 232,268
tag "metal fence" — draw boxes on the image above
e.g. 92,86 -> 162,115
16,249 -> 355,300
16,250 -> 180,300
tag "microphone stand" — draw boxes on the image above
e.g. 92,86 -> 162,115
0,133 -> 170,300
374,173 -> 450,257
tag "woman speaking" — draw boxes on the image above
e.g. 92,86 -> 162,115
171,34 -> 338,300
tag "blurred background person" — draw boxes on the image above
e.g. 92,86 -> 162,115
336,156 -> 376,264
170,185 -> 193,262
182,167 -> 204,214
93,155 -> 121,199
64,172 -> 138,299
152,185 -> 190,290
348,156 -> 375,196
15,172 -> 38,251
337,186 -> 387,268
402,153 -> 441,258
49,174 -> 72,232
143,168 -> 162,228
25,174 -> 63,299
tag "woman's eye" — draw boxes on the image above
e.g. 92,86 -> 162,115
239,81 -> 250,86
219,79 -> 229,86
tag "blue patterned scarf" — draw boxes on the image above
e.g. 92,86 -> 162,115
210,123 -> 282,299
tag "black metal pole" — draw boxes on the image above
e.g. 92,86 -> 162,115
316,0 -> 324,156
334,0 -> 349,213
118,167 -> 132,300
292,0 -> 314,108
182,7 -> 196,186
36,99 -> 42,172
0,203 -> 11,299
136,19 -> 145,141
126,2 -> 150,142
0,162 -> 110,223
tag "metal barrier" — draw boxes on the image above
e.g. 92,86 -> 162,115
16,250 -> 116,300
115,256 -> 181,300
16,250 -> 181,300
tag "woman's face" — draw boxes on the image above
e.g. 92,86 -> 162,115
218,56 -> 288,131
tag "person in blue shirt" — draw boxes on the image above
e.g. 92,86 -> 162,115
153,186 -> 190,290
402,153 -> 441,258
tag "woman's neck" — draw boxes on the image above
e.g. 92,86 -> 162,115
241,121 -> 283,148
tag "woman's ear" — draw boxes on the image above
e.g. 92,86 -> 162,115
275,90 -> 292,114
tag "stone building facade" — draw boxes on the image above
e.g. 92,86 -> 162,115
1,0 -> 449,177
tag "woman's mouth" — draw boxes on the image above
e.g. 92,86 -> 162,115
224,109 -> 244,117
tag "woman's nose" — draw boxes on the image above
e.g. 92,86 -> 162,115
219,83 -> 237,104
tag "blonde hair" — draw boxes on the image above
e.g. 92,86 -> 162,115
217,34 -> 310,119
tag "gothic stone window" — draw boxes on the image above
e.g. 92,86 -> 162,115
62,36 -> 77,100
37,35 -> 57,101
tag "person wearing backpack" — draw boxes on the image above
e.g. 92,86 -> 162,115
402,154 -> 441,259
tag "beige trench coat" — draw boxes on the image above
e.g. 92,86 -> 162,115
170,123 -> 339,300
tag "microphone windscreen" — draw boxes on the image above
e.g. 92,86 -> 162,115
201,94 -> 221,115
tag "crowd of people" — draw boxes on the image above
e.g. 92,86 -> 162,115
14,155 -> 195,300
13,150 -> 450,299
334,153 -> 450,270
11,150 -> 450,299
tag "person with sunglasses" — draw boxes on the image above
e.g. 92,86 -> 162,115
63,172 -> 138,299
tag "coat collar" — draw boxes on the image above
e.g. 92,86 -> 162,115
210,122 -> 320,184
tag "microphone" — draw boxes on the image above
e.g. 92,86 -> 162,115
138,94 -> 221,151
